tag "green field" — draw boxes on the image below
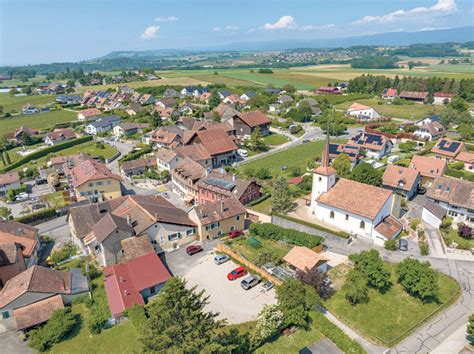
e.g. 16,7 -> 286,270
0,109 -> 76,134
325,263 -> 460,346
335,98 -> 445,120
0,92 -> 56,113
0,75 -> 49,88
239,139 -> 345,178
262,133 -> 289,146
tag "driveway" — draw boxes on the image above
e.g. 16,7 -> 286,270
0,332 -> 34,354
164,243 -> 276,324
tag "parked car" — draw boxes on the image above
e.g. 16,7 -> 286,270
227,266 -> 247,281
241,275 -> 261,290
261,280 -> 274,292
32,203 -> 46,211
15,193 -> 29,202
399,238 -> 408,251
302,139 -> 310,144
214,254 -> 230,265
186,245 -> 203,255
417,186 -> 427,195
237,149 -> 248,158
228,230 -> 244,239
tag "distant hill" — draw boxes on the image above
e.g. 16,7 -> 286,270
210,26 -> 474,51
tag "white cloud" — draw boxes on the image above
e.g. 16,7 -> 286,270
353,0 -> 457,25
213,25 -> 240,32
141,25 -> 159,39
264,15 -> 297,30
155,16 -> 178,22
300,24 -> 335,31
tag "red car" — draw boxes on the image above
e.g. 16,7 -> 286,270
227,266 -> 247,280
228,230 -> 244,239
186,245 -> 203,255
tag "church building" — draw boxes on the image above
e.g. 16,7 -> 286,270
310,135 -> 402,245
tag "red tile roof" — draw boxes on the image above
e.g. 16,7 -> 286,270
237,110 -> 271,128
188,130 -> 237,156
409,155 -> 447,178
0,221 -> 38,259
399,91 -> 428,100
0,171 -> 20,185
382,165 -> 419,192
70,159 -> 122,188
104,252 -> 171,316
14,295 -> 64,330
434,92 -> 456,98
78,108 -> 102,117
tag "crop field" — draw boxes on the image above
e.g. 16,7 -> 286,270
187,73 -> 263,87
0,109 -> 76,134
0,75 -> 49,88
0,92 -> 56,113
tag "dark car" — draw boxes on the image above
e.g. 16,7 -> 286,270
32,203 -> 46,211
35,178 -> 48,185
186,245 -> 203,255
399,238 -> 408,251
417,186 -> 427,195
228,230 -> 244,239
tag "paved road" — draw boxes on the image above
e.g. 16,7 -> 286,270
0,332 -> 33,354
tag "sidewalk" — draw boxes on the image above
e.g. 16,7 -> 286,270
431,324 -> 469,354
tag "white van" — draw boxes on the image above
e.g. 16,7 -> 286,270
388,155 -> 400,164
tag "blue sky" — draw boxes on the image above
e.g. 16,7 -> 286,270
0,0 -> 472,65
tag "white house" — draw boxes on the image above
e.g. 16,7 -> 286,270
0,172 -> 21,197
347,103 -> 380,120
155,148 -> 182,172
310,136 -> 402,245
422,201 -> 447,229
413,121 -> 446,141
433,92 -> 456,105
85,116 -> 121,135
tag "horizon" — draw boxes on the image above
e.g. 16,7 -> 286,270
1,0 -> 473,66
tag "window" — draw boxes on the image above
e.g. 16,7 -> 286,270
217,230 -> 223,236
236,215 -> 240,221
107,180 -> 112,185
1,311 -> 10,320
345,214 -> 349,221
318,177 -> 322,181
330,211 -> 335,219
95,245 -> 102,254
89,183 -> 93,187
360,221 -> 365,229
448,211 -> 458,217
151,240 -> 157,245
230,226 -> 235,231
168,233 -> 181,241
96,181 -> 103,186
186,228 -> 195,236
150,286 -> 156,295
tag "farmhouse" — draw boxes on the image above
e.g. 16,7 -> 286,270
382,88 -> 397,100
346,103 -> 380,120
433,92 -> 456,105
399,91 -> 428,104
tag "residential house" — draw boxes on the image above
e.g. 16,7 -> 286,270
155,98 -> 176,109
138,94 -> 155,105
346,103 -> 380,120
172,158 -> 207,205
125,103 -> 143,116
120,157 -> 157,178
413,121 -> 446,141
184,129 -> 238,167
150,128 -> 182,149
113,122 -> 148,138
120,235 -> 155,262
347,131 -> 393,159
11,126 -> 39,144
0,172 -> 21,197
328,143 -> 362,168
49,153 -> 91,175
316,86 -> 341,95
85,116 -> 121,135
240,92 -> 256,101
214,103 -> 239,121
277,95 -> 293,105
21,104 -> 39,115
192,87 -> 208,97
200,92 -> 212,103
426,177 -> 473,226
422,201 -> 447,229
268,104 -> 281,114
44,128 -> 76,146
178,101 -> 194,115
399,91 -> 428,104
197,170 -> 261,205
77,108 -> 102,121
217,90 -> 232,100
431,138 -> 466,161
0,243 -> 26,287
174,144 -> 212,168
180,86 -> 196,96
0,221 -> 40,267
104,252 -> 171,319
0,266 -> 89,331
283,246 -> 329,273
433,92 -> 456,105
155,149 -> 181,172
188,197 -> 246,240
130,92 -> 142,103
310,136 -> 402,245
409,155 -> 447,186
68,195 -> 197,254
382,165 -> 420,200
455,151 -> 474,173
67,159 -> 122,202
232,111 -> 271,138
162,88 -> 179,98
223,95 -> 245,105
382,88 -> 397,100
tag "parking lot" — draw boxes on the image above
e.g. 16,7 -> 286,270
165,244 -> 276,324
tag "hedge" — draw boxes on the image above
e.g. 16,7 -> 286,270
312,311 -> 366,354
445,168 -> 474,182
1,135 -> 93,172
16,208 -> 57,224
249,223 -> 323,248
273,213 -> 350,239
119,146 -> 153,162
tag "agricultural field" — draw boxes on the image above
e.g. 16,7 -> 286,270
335,98 -> 445,121
0,75 -> 49,88
0,92 -> 56,113
0,109 -> 76,134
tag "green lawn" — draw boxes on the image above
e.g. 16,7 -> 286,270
0,75 -> 49,88
11,140 -> 118,171
325,263 -> 461,346
0,109 -> 76,134
262,133 -> 289,146
239,139 -> 344,178
188,73 -> 263,87
440,227 -> 474,250
256,312 -> 324,353
0,92 -> 56,113
226,234 -> 291,264
43,191 -> 69,209
249,197 -> 272,214
335,98 -> 444,120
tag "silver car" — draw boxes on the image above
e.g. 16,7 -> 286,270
214,254 -> 230,265
240,275 -> 261,290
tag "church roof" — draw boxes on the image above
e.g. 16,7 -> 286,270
314,133 -> 336,176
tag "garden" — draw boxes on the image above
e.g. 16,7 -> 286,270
440,217 -> 474,250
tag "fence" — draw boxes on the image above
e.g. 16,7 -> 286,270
216,242 -> 282,286
105,151 -> 121,163
272,214 -> 351,244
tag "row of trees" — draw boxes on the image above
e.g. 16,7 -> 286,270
351,56 -> 399,69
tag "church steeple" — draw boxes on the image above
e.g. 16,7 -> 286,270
314,131 -> 336,176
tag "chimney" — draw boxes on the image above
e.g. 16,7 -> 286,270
126,214 -> 132,226
220,200 -> 225,212
119,276 -> 124,283
124,290 -> 129,296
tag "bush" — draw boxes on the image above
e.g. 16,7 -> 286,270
273,213 -> 349,239
384,239 -> 398,251
343,270 -> 369,305
419,242 -> 430,256
249,223 -> 323,248
449,161 -> 464,170
50,242 -> 77,264
410,219 -> 421,231
458,223 -> 473,239
28,308 -> 77,352
16,208 -> 57,224
125,304 -> 147,330
440,217 -> 453,230
255,251 -> 281,266
312,311 -> 365,354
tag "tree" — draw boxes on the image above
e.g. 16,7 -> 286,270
252,304 -> 284,345
458,224 -> 473,239
448,96 -> 468,112
468,314 -> 474,344
396,258 -> 439,302
332,154 -> 352,178
28,308 -> 77,352
408,61 -> 415,70
141,277 -> 236,353
254,167 -> 271,180
249,126 -> 267,152
208,92 -> 221,109
271,176 -> 293,213
211,110 -> 221,122
276,278 -> 320,329
149,114 -> 161,129
0,207 -> 12,220
350,163 -> 382,186
282,84 -> 296,93
349,250 -> 392,291
297,268 -> 332,299
343,269 -> 369,305
399,140 -> 417,152
384,239 -> 398,251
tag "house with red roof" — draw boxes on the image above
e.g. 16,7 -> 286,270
433,92 -> 456,105
399,91 -> 428,104
231,110 -> 271,138
382,88 -> 397,100
104,252 -> 171,319
346,103 -> 380,121
185,129 -> 238,168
